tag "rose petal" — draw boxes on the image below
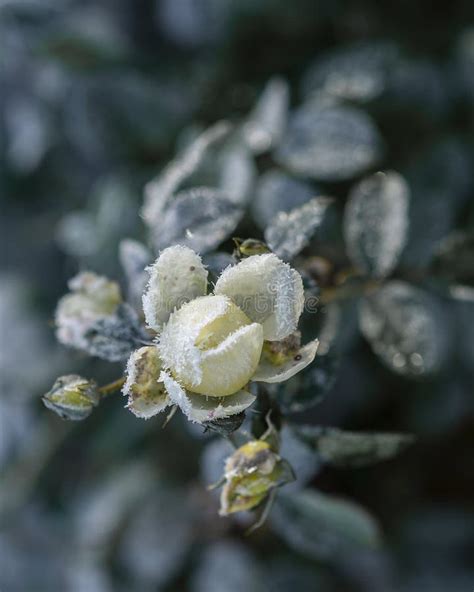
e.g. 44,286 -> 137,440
160,371 -> 256,424
123,347 -> 170,419
252,339 -> 319,383
214,253 -> 304,341
142,245 -> 208,331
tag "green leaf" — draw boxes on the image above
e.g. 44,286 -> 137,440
293,426 -> 414,467
272,489 -> 381,560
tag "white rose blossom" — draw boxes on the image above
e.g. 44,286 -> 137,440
123,245 -> 319,423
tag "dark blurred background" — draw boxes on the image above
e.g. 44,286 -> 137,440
1,1 -> 474,591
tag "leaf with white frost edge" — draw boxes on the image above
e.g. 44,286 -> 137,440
265,197 -> 333,260
214,254 -> 304,341
142,121 -> 232,224
253,340 -> 319,383
160,372 -> 255,424
142,245 -> 208,331
150,187 -> 243,255
343,171 -> 409,278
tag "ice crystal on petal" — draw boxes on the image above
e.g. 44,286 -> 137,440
215,254 -> 304,341
160,372 -> 255,424
159,295 -> 263,396
142,245 -> 208,331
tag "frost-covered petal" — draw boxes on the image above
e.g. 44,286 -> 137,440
142,245 -> 208,331
214,254 -> 304,341
159,295 -> 264,396
160,372 -> 255,424
252,340 -> 319,383
198,323 -> 264,396
123,346 -> 170,419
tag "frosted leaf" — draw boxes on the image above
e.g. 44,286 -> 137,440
251,169 -> 315,229
265,197 -> 334,260
118,490 -> 193,588
123,346 -> 170,419
275,103 -> 383,181
215,254 -> 305,341
294,426 -> 414,467
159,295 -> 263,397
142,245 -> 208,331
55,271 -> 122,351
83,303 -> 149,361
218,143 -> 257,206
160,372 -> 256,424
119,239 -> 152,311
272,490 -> 380,560
150,187 -> 243,254
252,340 -> 319,383
301,42 -> 399,102
343,171 -> 410,277
191,541 -> 264,592
359,281 -> 449,376
242,76 -> 289,154
142,121 -> 232,224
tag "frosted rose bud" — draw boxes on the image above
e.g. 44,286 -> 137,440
55,271 -> 121,350
159,294 -> 264,397
42,375 -> 99,421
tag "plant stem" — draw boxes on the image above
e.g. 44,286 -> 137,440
98,377 -> 126,398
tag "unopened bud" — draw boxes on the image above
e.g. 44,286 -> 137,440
42,375 -> 99,421
219,440 -> 293,515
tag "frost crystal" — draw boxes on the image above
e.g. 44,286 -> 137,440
343,171 -> 410,277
